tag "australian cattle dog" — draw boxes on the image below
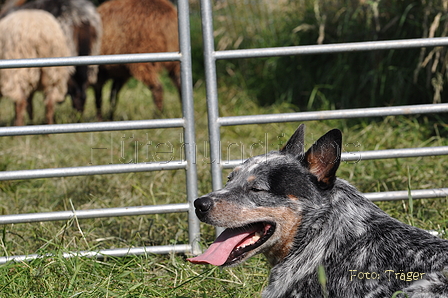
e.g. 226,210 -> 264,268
188,124 -> 448,298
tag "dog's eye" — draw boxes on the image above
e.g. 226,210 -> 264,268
251,187 -> 265,192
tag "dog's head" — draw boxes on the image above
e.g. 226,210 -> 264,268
188,124 -> 342,267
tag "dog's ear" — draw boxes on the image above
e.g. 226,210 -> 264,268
280,124 -> 305,156
302,129 -> 342,187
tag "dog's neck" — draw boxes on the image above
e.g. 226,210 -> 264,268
262,179 -> 390,297
290,179 -> 375,261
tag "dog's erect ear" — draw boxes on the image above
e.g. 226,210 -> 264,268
280,124 -> 305,156
302,129 -> 342,187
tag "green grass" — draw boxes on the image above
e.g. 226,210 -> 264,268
0,253 -> 269,297
0,76 -> 446,296
0,0 -> 447,294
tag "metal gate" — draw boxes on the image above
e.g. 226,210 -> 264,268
0,0 -> 447,264
0,0 -> 201,263
199,1 -> 448,205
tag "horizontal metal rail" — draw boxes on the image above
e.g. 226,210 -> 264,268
0,0 -> 201,262
365,188 -> 448,201
220,147 -> 448,202
342,146 -> 448,161
0,161 -> 187,181
0,118 -> 185,136
217,103 -> 448,127
0,52 -> 181,69
221,146 -> 448,168
0,0 -> 446,263
0,244 -> 191,265
0,203 -> 189,225
1,37 -> 445,70
214,37 -> 448,60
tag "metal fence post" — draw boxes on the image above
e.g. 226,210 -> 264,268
178,0 -> 201,255
200,0 -> 226,236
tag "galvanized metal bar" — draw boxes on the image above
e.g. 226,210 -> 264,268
221,146 -> 448,169
217,103 -> 448,126
342,146 -> 448,162
0,203 -> 189,225
0,162 -> 187,181
0,8 -> 193,265
0,0 -> 445,262
214,37 -> 448,60
0,52 -> 181,69
177,0 -> 202,255
0,118 -> 184,136
365,188 -> 448,201
0,244 -> 191,265
200,0 -> 223,193
0,0 -> 201,262
200,0 -> 225,236
1,37 -> 447,70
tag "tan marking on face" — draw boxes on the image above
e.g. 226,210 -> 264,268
208,201 -> 301,266
247,175 -> 256,182
210,201 -> 302,265
249,207 -> 301,266
287,194 -> 299,201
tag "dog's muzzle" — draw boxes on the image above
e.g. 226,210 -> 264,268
194,196 -> 213,221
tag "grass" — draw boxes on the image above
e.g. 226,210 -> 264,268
0,76 -> 446,296
0,253 -> 269,297
0,0 -> 447,295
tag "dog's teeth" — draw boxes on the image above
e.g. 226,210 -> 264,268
253,231 -> 263,241
236,231 -> 264,250
252,234 -> 261,242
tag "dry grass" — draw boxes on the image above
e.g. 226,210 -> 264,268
0,0 -> 446,295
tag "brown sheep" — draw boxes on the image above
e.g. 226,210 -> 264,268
0,9 -> 74,125
94,0 -> 181,121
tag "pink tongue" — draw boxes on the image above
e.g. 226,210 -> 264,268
187,225 -> 260,266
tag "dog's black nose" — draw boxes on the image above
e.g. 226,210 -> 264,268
194,196 -> 213,212
194,196 -> 213,220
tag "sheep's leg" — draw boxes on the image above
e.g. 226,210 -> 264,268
131,64 -> 164,112
169,72 -> 181,102
142,74 -> 164,112
14,98 -> 27,126
93,69 -> 108,122
149,83 -> 164,112
93,84 -> 103,122
109,78 -> 125,120
168,63 -> 182,101
26,93 -> 34,122
44,99 -> 55,125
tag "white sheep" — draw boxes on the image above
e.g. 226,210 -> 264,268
0,9 -> 74,125
0,0 -> 103,114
